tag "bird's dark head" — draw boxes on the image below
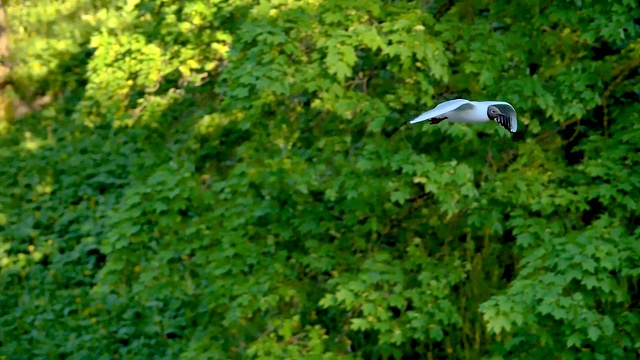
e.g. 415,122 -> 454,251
487,105 -> 505,120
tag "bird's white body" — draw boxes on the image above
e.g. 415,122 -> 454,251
438,105 -> 485,123
409,99 -> 518,132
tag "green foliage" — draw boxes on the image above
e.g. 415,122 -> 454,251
1,0 -> 639,359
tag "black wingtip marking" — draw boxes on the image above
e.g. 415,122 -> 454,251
496,114 -> 513,132
429,116 -> 447,125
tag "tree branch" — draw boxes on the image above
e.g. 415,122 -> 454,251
600,57 -> 640,137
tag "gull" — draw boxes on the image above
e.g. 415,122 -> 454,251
408,99 -> 518,133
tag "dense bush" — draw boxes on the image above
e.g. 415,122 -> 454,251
1,0 -> 639,358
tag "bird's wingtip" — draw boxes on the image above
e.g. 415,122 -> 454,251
407,117 -> 424,125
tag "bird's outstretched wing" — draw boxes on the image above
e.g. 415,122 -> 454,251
480,101 -> 518,133
408,99 -> 474,125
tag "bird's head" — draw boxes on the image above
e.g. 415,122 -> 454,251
487,105 -> 506,120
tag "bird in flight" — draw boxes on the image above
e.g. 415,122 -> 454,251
408,99 -> 518,133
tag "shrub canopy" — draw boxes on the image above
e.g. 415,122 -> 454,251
1,0 -> 639,358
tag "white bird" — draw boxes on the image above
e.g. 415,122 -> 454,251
408,99 -> 518,133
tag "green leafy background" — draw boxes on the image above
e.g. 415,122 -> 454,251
1,0 -> 639,358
